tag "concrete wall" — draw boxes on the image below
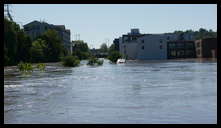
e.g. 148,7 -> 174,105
136,34 -> 168,60
124,41 -> 138,59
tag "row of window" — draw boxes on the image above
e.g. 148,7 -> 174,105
169,50 -> 195,57
168,43 -> 194,49
141,45 -> 163,50
141,39 -> 164,44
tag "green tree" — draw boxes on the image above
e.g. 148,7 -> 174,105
30,39 -> 47,63
72,40 -> 91,60
4,18 -> 18,65
108,51 -> 122,63
38,29 -> 65,62
4,18 -> 33,65
100,43 -> 108,53
16,30 -> 32,62
108,43 -> 116,53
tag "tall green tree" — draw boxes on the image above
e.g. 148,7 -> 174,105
30,39 -> 47,63
16,30 -> 32,62
4,18 -> 18,65
38,29 -> 65,62
72,40 -> 90,60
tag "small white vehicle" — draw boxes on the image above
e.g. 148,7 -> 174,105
117,59 -> 126,64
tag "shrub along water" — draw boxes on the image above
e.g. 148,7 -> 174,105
36,63 -> 46,71
62,56 -> 80,67
108,51 -> 122,63
17,62 -> 33,72
87,57 -> 103,66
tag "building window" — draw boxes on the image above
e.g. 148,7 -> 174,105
132,37 -> 136,40
167,36 -> 170,40
177,43 -> 184,48
197,42 -> 200,47
142,40 -> 144,43
160,45 -> 163,49
142,46 -> 144,50
169,43 -> 175,48
185,50 -> 194,57
160,39 -> 163,43
170,50 -> 176,56
179,50 -> 185,56
186,43 -> 194,49
197,49 -> 201,55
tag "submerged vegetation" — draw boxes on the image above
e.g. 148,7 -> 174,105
62,56 -> 80,67
17,62 -> 33,72
108,51 -> 122,63
87,57 -> 103,66
17,62 -> 46,72
36,63 -> 46,71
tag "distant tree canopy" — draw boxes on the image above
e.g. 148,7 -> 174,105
108,43 -> 116,54
100,43 -> 108,53
72,40 -> 91,60
173,28 -> 217,40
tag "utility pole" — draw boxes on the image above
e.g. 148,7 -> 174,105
74,34 -> 77,41
4,4 -> 13,21
74,34 -> 80,41
78,34 -> 80,40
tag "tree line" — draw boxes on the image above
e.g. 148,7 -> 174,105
4,18 -> 66,66
173,28 -> 217,40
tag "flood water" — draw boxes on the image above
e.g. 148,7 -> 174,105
4,59 -> 217,124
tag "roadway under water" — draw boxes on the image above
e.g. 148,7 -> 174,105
4,59 -> 217,124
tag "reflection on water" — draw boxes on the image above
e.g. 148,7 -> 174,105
4,59 -> 217,124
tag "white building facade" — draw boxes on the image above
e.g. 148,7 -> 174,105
119,29 -> 180,60
136,34 -> 178,60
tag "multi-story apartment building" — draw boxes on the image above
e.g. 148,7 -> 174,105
23,21 -> 72,54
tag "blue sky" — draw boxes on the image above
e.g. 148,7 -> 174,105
11,4 -> 217,48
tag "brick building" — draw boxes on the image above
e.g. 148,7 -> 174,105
195,38 -> 217,58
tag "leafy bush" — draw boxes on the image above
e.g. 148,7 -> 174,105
17,62 -> 33,72
36,63 -> 46,71
87,57 -> 103,66
62,56 -> 80,67
108,51 -> 122,63
97,59 -> 104,65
